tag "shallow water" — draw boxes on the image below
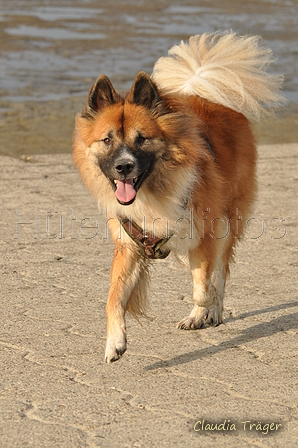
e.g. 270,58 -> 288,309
0,0 -> 297,157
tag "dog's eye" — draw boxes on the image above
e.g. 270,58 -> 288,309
136,135 -> 146,145
103,137 -> 111,145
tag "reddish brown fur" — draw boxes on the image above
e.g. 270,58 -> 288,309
73,72 -> 257,363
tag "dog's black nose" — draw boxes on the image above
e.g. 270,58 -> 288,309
115,159 -> 135,176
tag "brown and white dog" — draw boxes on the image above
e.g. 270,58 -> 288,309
73,32 -> 284,362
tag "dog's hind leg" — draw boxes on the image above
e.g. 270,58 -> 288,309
105,242 -> 149,363
178,235 -> 232,330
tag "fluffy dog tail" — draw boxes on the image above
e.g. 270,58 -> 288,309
152,31 -> 286,120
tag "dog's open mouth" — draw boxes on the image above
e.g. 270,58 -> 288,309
112,171 -> 147,206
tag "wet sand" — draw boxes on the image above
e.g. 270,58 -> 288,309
0,0 -> 298,157
1,97 -> 298,159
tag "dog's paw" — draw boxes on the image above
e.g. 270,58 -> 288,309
177,305 -> 222,330
105,327 -> 127,363
177,308 -> 208,329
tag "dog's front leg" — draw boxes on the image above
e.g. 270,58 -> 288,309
105,242 -> 145,363
178,241 -> 225,330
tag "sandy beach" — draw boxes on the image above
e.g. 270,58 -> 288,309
1,143 -> 297,446
1,1 -> 298,446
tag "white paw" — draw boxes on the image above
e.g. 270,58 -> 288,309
177,305 -> 222,330
105,327 -> 127,363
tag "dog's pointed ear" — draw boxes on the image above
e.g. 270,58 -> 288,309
128,72 -> 159,109
84,75 -> 120,115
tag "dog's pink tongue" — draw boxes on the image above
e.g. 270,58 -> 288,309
115,179 -> 136,203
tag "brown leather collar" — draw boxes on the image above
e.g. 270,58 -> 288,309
121,218 -> 172,259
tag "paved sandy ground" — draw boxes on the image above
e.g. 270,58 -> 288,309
0,144 -> 297,447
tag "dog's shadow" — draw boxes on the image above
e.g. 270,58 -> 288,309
145,301 -> 298,371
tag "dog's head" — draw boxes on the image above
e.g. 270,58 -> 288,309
73,72 -> 201,212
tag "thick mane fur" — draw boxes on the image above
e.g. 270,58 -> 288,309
152,31 -> 286,121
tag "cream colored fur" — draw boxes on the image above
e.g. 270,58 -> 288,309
152,31 -> 286,120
